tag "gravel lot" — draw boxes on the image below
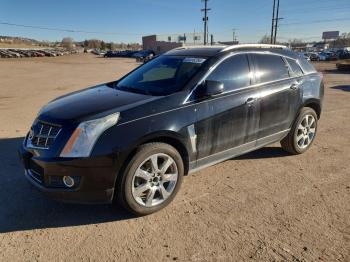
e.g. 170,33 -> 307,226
0,54 -> 349,261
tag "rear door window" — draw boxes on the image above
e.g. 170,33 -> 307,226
253,54 -> 289,83
286,58 -> 304,77
206,54 -> 251,91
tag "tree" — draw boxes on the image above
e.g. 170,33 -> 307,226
61,37 -> 74,50
259,34 -> 272,44
83,40 -> 89,48
101,41 -> 106,50
333,33 -> 350,48
108,42 -> 116,50
87,39 -> 101,49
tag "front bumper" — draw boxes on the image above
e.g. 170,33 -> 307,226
18,144 -> 119,204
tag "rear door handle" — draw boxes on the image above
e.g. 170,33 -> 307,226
245,97 -> 256,105
290,82 -> 300,90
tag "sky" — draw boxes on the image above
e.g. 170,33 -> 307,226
1,0 -> 350,43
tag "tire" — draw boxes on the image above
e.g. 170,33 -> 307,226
117,142 -> 184,216
281,107 -> 318,154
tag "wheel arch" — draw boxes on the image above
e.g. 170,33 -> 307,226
302,99 -> 321,119
117,131 -> 191,182
137,132 -> 190,176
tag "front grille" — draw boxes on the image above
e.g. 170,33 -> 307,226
28,120 -> 61,149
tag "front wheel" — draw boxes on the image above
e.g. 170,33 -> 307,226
117,143 -> 184,216
281,107 -> 318,154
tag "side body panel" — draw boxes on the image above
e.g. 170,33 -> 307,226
257,78 -> 301,138
249,53 -> 303,139
193,87 -> 260,160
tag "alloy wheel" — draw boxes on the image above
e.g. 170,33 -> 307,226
296,114 -> 316,149
131,153 -> 178,207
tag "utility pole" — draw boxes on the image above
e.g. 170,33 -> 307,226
232,29 -> 236,43
201,0 -> 211,45
273,0 -> 281,44
270,0 -> 276,44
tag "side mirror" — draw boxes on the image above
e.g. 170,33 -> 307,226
203,80 -> 224,96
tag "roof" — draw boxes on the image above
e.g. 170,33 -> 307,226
165,46 -> 226,57
164,44 -> 296,58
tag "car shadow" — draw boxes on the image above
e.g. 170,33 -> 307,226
0,137 -> 135,234
0,138 -> 290,233
331,85 -> 350,92
235,146 -> 290,160
323,69 -> 350,74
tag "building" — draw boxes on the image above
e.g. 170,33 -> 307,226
142,32 -> 204,54
313,42 -> 329,51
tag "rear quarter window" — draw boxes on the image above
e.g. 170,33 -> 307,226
253,54 -> 289,83
298,57 -> 317,74
286,58 -> 304,77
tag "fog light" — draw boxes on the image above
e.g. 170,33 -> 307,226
63,176 -> 75,188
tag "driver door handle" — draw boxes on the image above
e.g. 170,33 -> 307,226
245,97 -> 257,105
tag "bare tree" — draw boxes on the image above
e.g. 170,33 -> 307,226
101,41 -> 106,50
86,39 -> 101,49
333,33 -> 350,48
259,34 -> 272,44
61,37 -> 74,50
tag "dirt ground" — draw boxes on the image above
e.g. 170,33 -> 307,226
0,54 -> 349,262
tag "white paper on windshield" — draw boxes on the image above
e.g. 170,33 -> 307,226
183,58 -> 206,64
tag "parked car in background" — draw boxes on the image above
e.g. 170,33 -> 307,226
297,52 -> 310,61
104,50 -> 141,58
337,50 -> 350,60
319,51 -> 337,61
309,52 -> 320,61
336,60 -> 350,72
104,50 -> 118,57
0,48 -> 80,58
133,50 -> 156,62
91,49 -> 106,56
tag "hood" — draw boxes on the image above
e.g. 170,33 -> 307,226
39,84 -> 155,123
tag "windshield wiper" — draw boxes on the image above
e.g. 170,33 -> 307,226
116,85 -> 153,96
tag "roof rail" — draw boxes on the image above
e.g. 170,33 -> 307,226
173,45 -> 226,50
221,44 -> 288,52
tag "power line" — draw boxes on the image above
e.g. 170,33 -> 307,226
280,17 -> 350,26
281,5 -> 350,14
0,21 -> 143,36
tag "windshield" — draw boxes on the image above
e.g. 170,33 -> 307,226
116,55 -> 206,96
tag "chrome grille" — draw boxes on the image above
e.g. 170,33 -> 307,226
28,121 -> 61,149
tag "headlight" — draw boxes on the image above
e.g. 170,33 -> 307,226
60,112 -> 120,157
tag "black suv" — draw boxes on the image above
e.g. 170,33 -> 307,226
19,44 -> 324,215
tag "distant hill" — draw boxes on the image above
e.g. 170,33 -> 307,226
0,35 -> 40,44
0,35 -> 142,50
0,35 -> 53,48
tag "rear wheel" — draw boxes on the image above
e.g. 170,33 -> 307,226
281,107 -> 318,154
117,143 -> 184,215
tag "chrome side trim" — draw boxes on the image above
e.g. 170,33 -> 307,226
189,129 -> 290,174
183,50 -> 300,104
187,124 -> 197,153
117,51 -> 314,127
